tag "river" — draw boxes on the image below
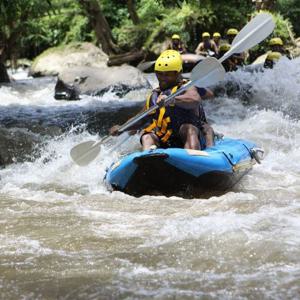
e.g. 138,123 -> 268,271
0,59 -> 300,299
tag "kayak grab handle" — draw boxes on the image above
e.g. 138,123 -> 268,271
250,148 -> 265,164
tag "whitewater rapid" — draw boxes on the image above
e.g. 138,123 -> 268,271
0,58 -> 300,299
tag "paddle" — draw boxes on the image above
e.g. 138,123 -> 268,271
71,13 -> 275,166
137,60 -> 155,72
220,13 -> 275,63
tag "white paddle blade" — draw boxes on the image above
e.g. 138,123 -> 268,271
70,140 -> 101,166
190,57 -> 225,88
232,13 -> 275,53
137,60 -> 155,71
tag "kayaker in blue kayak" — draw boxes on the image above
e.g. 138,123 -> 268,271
110,50 -> 214,151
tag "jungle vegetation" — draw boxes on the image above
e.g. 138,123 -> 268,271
0,0 -> 299,81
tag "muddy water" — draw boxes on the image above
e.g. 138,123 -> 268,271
0,59 -> 300,299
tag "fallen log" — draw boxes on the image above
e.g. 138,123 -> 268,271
107,50 -> 145,66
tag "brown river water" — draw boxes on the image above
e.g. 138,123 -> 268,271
0,60 -> 300,299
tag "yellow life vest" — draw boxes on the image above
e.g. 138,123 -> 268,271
143,85 -> 179,143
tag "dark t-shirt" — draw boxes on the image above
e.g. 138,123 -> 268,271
196,87 -> 207,97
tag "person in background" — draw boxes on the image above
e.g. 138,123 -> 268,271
264,51 -> 282,69
218,43 -> 238,72
195,32 -> 218,57
167,34 -> 187,54
110,50 -> 215,150
213,32 -> 221,50
226,28 -> 247,65
226,28 -> 238,44
269,37 -> 292,59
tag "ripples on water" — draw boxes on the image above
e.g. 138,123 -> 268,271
0,59 -> 300,299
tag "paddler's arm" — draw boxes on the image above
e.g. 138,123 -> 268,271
174,86 -> 201,109
181,43 -> 187,54
195,42 -> 203,55
211,41 -> 219,56
174,87 -> 214,109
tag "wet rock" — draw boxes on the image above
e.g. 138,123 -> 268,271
29,42 -> 108,77
54,65 -> 151,101
54,78 -> 81,100
0,127 -> 40,166
212,75 -> 253,103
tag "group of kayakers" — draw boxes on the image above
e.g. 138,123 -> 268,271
168,30 -> 290,71
110,28 -> 290,153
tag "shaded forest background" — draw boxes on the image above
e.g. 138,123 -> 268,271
0,0 -> 299,65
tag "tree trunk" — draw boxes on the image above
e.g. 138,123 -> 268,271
127,0 -> 140,25
0,62 -> 10,83
0,8 -> 31,83
78,0 -> 119,55
107,50 -> 145,66
0,46 -> 10,83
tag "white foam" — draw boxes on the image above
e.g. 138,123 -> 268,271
0,57 -> 300,201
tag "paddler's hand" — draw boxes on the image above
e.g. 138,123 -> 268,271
109,125 -> 121,136
110,125 -> 137,136
157,94 -> 167,106
128,130 -> 138,136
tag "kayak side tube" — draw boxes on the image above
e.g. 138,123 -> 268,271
105,138 -> 260,195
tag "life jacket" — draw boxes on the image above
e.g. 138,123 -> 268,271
143,80 -> 206,144
203,40 -> 215,52
143,85 -> 179,143
171,42 -> 185,54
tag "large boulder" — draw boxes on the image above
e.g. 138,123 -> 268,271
54,65 -> 151,100
30,42 -> 108,77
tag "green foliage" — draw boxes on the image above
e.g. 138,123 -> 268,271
211,1 -> 252,34
1,0 -> 299,61
276,0 -> 300,37
101,0 -> 128,29
64,15 -> 93,44
22,2 -> 93,57
0,0 -> 93,59
258,11 -> 292,47
137,0 -> 164,22
113,1 -> 216,52
113,0 -> 164,50
247,11 -> 294,62
271,12 -> 293,42
112,0 -> 256,53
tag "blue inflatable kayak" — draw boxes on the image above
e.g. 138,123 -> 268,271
105,137 -> 263,197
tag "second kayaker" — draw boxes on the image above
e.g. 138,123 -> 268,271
110,50 -> 215,151
195,32 -> 219,57
167,34 -> 187,54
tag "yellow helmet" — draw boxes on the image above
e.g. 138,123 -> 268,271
202,32 -> 210,38
227,28 -> 238,36
213,32 -> 221,38
266,51 -> 282,61
269,37 -> 283,46
155,50 -> 182,72
219,43 -> 231,52
172,34 -> 180,40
